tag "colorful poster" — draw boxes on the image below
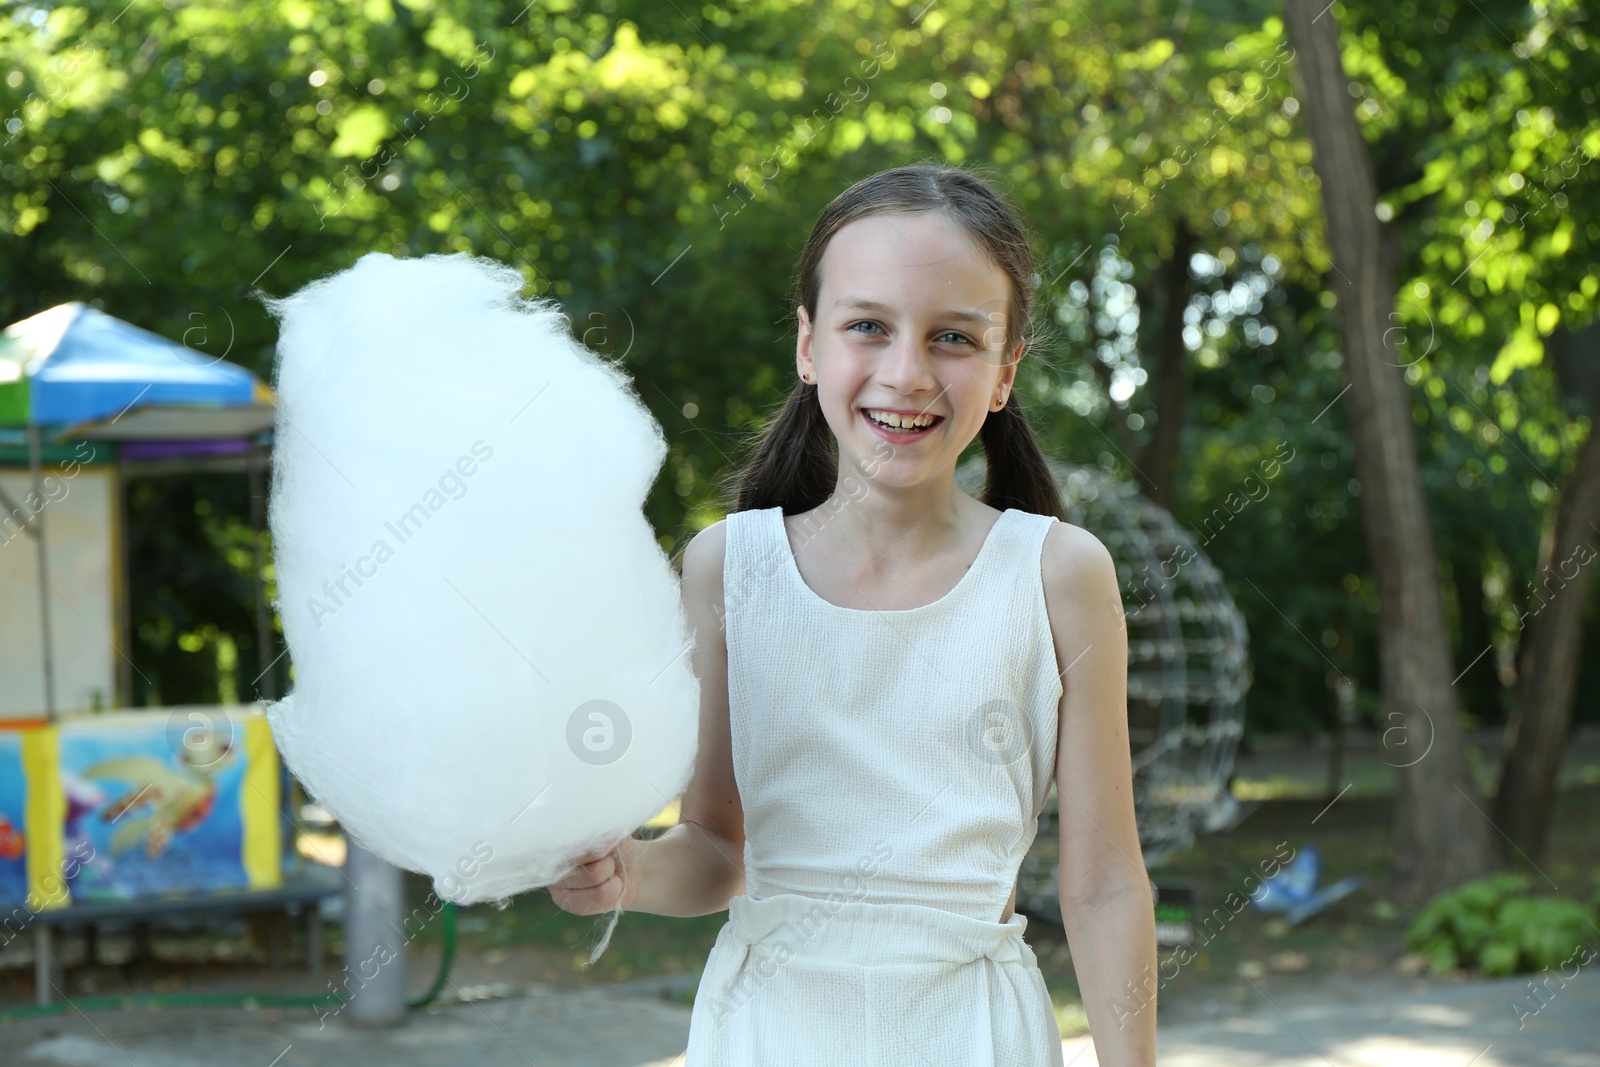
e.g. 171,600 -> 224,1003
57,711 -> 253,900
0,732 -> 25,905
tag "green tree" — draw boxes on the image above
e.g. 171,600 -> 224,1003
1334,0 -> 1600,865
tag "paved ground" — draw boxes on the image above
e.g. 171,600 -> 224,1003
11,985 -> 693,1067
4,965 -> 1594,1066
1062,967 -> 1598,1066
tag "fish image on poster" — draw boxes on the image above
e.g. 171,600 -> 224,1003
262,253 -> 699,925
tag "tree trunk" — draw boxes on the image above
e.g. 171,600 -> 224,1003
1139,218 -> 1195,509
1281,0 -> 1497,897
1495,419 -> 1600,861
1451,554 -> 1502,725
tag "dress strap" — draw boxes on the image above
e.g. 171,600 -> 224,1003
973,508 -> 1056,590
723,507 -> 789,622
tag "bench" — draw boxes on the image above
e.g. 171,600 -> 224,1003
21,864 -> 345,1006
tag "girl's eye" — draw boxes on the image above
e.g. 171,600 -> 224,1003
846,322 -> 975,347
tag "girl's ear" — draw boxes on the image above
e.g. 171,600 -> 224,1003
796,305 -> 815,384
993,341 -> 1023,410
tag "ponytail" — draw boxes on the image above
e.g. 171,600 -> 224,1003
723,381 -> 836,515
977,399 -> 1069,521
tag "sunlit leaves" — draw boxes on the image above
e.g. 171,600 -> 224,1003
330,104 -> 389,157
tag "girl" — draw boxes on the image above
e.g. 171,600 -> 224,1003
551,163 -> 1157,1066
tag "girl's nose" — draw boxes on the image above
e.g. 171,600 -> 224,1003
877,332 -> 939,394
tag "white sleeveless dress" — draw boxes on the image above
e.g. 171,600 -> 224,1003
685,505 -> 1067,1066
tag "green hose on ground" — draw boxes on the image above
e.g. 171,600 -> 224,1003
0,902 -> 458,1024
406,895 -> 456,1008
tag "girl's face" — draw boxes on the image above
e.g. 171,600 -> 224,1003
796,211 -> 1021,490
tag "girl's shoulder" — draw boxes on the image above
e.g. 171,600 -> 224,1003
677,518 -> 729,596
1039,519 -> 1119,611
1039,521 -> 1127,703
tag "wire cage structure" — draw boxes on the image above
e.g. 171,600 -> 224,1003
954,457 -> 1250,924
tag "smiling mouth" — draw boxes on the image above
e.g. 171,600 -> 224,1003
862,408 -> 945,434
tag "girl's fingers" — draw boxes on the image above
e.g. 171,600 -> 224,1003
555,851 -> 616,891
552,872 -> 620,914
548,843 -> 627,913
572,845 -> 619,871
577,853 -> 615,886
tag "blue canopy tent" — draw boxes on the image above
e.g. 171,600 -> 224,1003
0,302 -> 277,720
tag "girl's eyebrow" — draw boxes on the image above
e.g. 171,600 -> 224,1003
834,296 -> 995,327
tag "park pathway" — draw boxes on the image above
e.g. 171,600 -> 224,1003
5,966 -> 1594,1066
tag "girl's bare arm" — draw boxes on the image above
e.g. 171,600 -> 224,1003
550,520 -> 746,919
1043,523 -> 1157,1067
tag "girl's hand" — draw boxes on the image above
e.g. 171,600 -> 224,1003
549,837 -> 638,915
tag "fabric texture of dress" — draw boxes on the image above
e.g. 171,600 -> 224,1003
685,504 -> 1067,1066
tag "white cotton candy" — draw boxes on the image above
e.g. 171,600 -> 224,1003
262,252 -> 699,912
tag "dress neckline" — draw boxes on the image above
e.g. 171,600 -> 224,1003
771,507 -> 1016,615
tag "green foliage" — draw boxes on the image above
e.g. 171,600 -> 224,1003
1,0 -> 1594,735
1406,874 -> 1598,976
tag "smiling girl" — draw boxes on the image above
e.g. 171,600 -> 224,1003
550,163 -> 1157,1067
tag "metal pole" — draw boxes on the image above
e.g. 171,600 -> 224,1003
26,422 -> 57,722
343,840 -> 406,1026
113,459 -> 132,707
249,444 -> 276,700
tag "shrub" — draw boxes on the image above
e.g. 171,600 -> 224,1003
1406,874 -> 1598,976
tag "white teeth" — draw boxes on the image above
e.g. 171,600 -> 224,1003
867,409 -> 936,430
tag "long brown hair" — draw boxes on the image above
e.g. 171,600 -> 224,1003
720,161 -> 1066,522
